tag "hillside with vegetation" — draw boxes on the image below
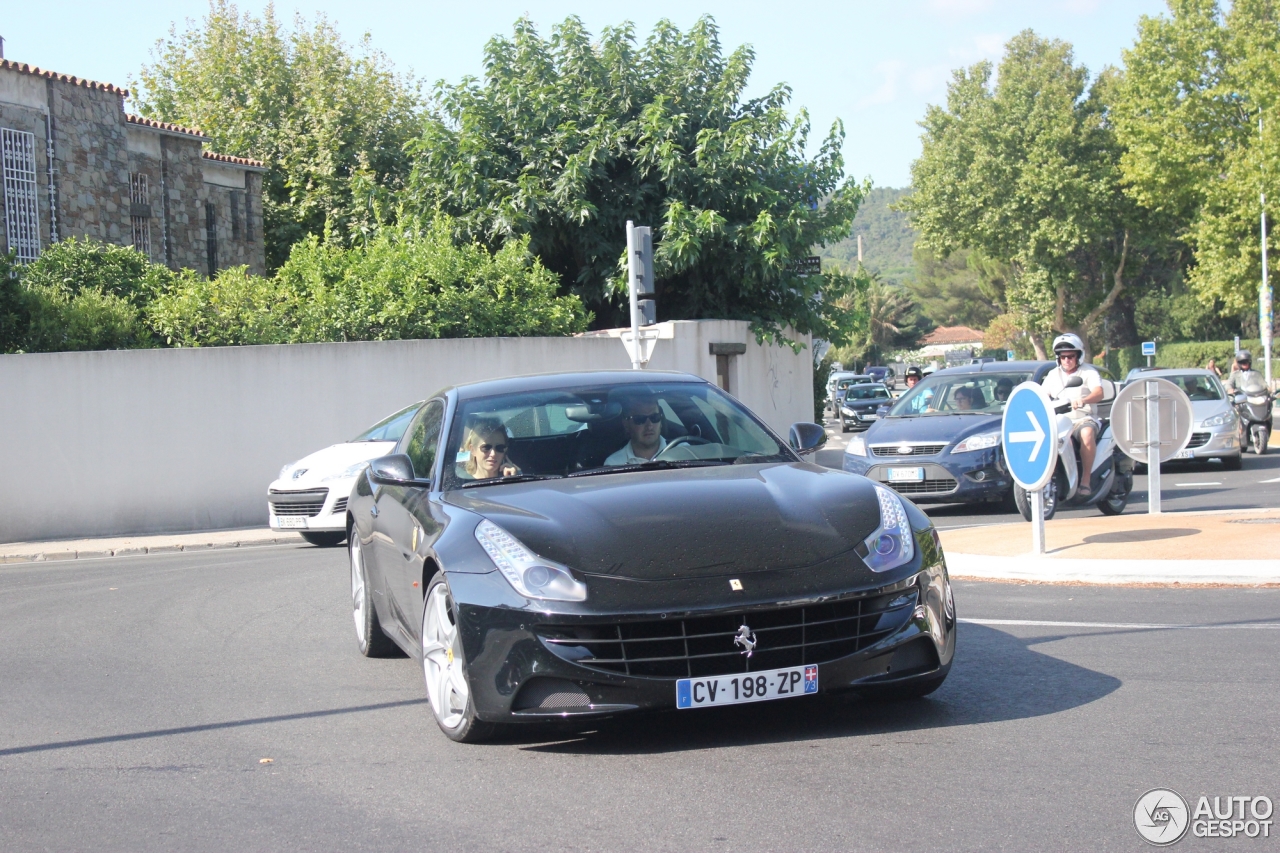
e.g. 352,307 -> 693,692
820,187 -> 916,284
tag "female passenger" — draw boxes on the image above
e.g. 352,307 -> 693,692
457,417 -> 520,480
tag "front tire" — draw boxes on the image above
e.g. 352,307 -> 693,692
1014,476 -> 1058,522
1252,425 -> 1269,455
351,531 -> 398,658
422,576 -> 501,743
1222,453 -> 1243,471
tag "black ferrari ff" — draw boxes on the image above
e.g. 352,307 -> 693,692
345,371 -> 956,742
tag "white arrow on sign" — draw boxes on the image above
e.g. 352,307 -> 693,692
1008,411 -> 1046,462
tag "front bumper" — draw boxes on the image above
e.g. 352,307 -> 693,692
267,478 -> 356,532
448,555 -> 956,724
1168,425 -> 1240,461
843,445 -> 1010,504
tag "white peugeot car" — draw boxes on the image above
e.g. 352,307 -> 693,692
268,403 -> 420,546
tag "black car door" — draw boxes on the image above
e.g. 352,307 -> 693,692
372,399 -> 445,640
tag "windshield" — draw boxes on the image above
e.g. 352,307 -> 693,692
351,402 -> 421,442
889,372 -> 1031,417
843,384 -> 891,400
442,382 -> 791,488
1169,375 -> 1224,401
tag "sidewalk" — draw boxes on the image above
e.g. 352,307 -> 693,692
939,507 -> 1280,586
0,528 -> 299,563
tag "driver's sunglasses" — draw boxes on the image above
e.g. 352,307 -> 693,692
628,413 -> 663,424
478,443 -> 508,455
1057,352 -> 1080,362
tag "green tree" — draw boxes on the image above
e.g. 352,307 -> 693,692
904,32 -> 1144,357
819,187 -> 917,285
403,16 -> 863,344
1112,0 -> 1279,315
830,274 -> 929,366
905,245 -> 1009,329
134,1 -> 422,269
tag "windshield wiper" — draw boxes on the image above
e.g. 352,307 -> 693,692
567,459 -> 729,478
460,473 -> 563,488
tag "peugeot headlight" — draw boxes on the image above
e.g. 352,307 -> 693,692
858,485 -> 915,573
322,461 -> 369,482
1201,411 -> 1236,428
474,519 -> 587,602
279,464 -> 292,479
847,435 -> 868,457
951,431 -> 1000,453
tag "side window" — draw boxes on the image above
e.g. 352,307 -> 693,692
403,401 -> 445,480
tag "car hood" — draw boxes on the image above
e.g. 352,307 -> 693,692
859,414 -> 1000,447
445,463 -> 884,581
274,441 -> 396,488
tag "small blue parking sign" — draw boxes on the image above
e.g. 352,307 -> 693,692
1001,382 -> 1059,491
1141,341 -> 1156,356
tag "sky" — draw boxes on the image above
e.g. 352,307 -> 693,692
2,0 -> 1170,188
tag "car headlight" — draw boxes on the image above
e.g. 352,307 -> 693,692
321,461 -> 369,482
279,464 -> 292,479
847,435 -> 868,457
951,431 -> 1000,453
858,485 -> 915,573
474,519 -> 588,602
1201,411 -> 1236,428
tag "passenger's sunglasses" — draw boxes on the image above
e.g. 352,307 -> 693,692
627,413 -> 664,424
478,443 -> 508,455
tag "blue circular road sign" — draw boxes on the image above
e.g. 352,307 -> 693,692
1001,382 -> 1059,491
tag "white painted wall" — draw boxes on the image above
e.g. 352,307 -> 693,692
0,321 -> 813,542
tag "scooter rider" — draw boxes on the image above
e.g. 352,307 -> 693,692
1225,350 -> 1262,394
1041,333 -> 1104,496
904,366 -> 923,389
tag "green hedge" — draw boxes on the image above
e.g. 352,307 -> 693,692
1106,339 -> 1280,377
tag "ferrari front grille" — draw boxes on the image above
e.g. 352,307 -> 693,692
538,587 -> 918,679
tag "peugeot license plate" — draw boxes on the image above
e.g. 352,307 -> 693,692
887,467 -> 924,482
676,665 -> 818,709
1173,449 -> 1195,459
277,516 -> 307,529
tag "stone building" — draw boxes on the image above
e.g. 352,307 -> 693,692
0,58 -> 266,275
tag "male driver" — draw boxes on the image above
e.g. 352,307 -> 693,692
1041,333 -> 1103,496
1225,350 -> 1263,394
606,396 -> 667,465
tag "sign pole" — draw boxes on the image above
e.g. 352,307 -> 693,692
1146,379 -> 1162,515
1031,489 -> 1045,555
626,221 -> 641,370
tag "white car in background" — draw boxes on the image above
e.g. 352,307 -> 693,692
268,403 -> 421,546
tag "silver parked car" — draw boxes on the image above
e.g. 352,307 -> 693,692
1122,368 -> 1242,469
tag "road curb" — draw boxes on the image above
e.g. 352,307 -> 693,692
0,535 -> 301,564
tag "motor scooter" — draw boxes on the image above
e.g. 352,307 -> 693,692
1013,374 -> 1133,521
1233,377 -> 1273,455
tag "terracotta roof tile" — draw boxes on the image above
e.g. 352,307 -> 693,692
125,113 -> 205,138
0,59 -> 129,96
202,150 -> 267,169
922,325 -> 986,346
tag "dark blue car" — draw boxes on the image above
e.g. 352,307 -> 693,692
843,361 -> 1055,506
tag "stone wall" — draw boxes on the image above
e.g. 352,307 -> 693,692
48,82 -> 132,246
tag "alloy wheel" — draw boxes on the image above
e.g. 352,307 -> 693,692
350,535 -> 367,646
422,581 -> 470,731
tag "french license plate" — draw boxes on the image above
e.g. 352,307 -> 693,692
860,414 -> 880,421
887,467 -> 925,482
277,516 -> 307,529
676,665 -> 818,709
1173,449 -> 1196,459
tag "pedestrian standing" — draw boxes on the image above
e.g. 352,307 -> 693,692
1206,358 -> 1223,378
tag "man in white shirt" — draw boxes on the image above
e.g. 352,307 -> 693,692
605,397 -> 668,466
1040,333 -> 1104,495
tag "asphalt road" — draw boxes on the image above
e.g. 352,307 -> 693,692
2,545 -> 1277,852
815,419 -> 1280,530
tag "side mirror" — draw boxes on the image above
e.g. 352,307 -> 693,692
789,422 -> 828,455
1065,375 -> 1084,389
368,454 -> 423,487
1233,393 -> 1246,405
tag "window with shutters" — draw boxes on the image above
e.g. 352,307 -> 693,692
129,173 -> 151,259
1,127 -> 41,263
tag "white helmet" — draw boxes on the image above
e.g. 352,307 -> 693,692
1052,333 -> 1085,358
